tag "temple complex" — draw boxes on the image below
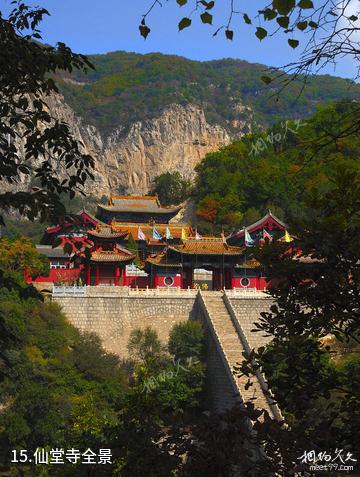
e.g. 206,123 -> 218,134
30,195 -> 291,290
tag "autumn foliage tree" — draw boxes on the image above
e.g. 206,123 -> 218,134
0,237 -> 48,278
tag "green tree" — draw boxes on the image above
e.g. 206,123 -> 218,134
260,337 -> 339,423
193,101 -> 360,233
72,331 -> 125,381
152,171 -> 191,206
165,169 -> 360,476
126,324 -> 206,414
60,51 -> 358,136
0,2 -> 94,225
115,325 -> 207,476
168,320 -> 205,362
127,233 -> 141,266
127,326 -> 165,367
232,166 -> 360,473
137,0 -> 360,153
0,287 -> 126,476
0,240 -> 127,476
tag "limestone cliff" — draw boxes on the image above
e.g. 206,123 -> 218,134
47,95 -> 232,196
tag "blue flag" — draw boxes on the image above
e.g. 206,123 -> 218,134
152,227 -> 162,240
165,227 -> 173,239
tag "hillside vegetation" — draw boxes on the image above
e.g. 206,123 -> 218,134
0,243 -> 206,476
193,101 -> 360,233
59,51 -> 359,135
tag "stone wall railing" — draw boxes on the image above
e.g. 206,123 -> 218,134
52,285 -> 269,298
51,285 -> 198,298
223,292 -> 283,421
129,286 -> 197,297
52,285 -> 86,295
225,288 -> 268,298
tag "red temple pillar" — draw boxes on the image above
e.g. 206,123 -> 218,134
86,265 -> 91,286
115,266 -> 120,286
122,265 -> 127,287
95,264 -> 100,285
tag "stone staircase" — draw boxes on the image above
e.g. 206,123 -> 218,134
200,292 -> 280,420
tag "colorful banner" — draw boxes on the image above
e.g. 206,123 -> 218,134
245,229 -> 255,246
263,228 -> 272,242
152,227 -> 162,240
138,227 -> 146,240
284,230 -> 293,243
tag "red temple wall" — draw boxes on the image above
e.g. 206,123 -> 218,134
124,276 -> 150,288
153,273 -> 182,288
232,276 -> 269,290
26,268 -> 81,284
27,267 -> 270,290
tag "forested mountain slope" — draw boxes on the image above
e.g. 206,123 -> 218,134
193,101 -> 360,234
9,51 -> 358,199
59,51 -> 359,136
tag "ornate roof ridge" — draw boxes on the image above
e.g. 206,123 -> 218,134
90,246 -> 135,262
146,253 -> 182,267
97,203 -> 182,213
78,208 -> 107,225
185,236 -> 223,242
87,226 -> 128,238
110,194 -> 157,200
168,240 -> 244,255
111,222 -> 190,228
97,194 -> 182,214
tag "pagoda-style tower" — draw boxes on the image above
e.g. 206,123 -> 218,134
85,224 -> 134,286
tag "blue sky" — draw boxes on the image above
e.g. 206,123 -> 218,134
6,0 -> 357,78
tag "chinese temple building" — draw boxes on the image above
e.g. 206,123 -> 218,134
109,221 -> 192,261
39,209 -> 102,245
86,245 -> 135,286
145,238 -> 245,289
96,195 -> 182,224
227,210 -> 287,247
85,225 -> 134,285
29,195 -> 291,291
32,245 -> 83,284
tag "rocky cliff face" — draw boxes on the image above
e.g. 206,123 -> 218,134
48,95 -> 233,196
